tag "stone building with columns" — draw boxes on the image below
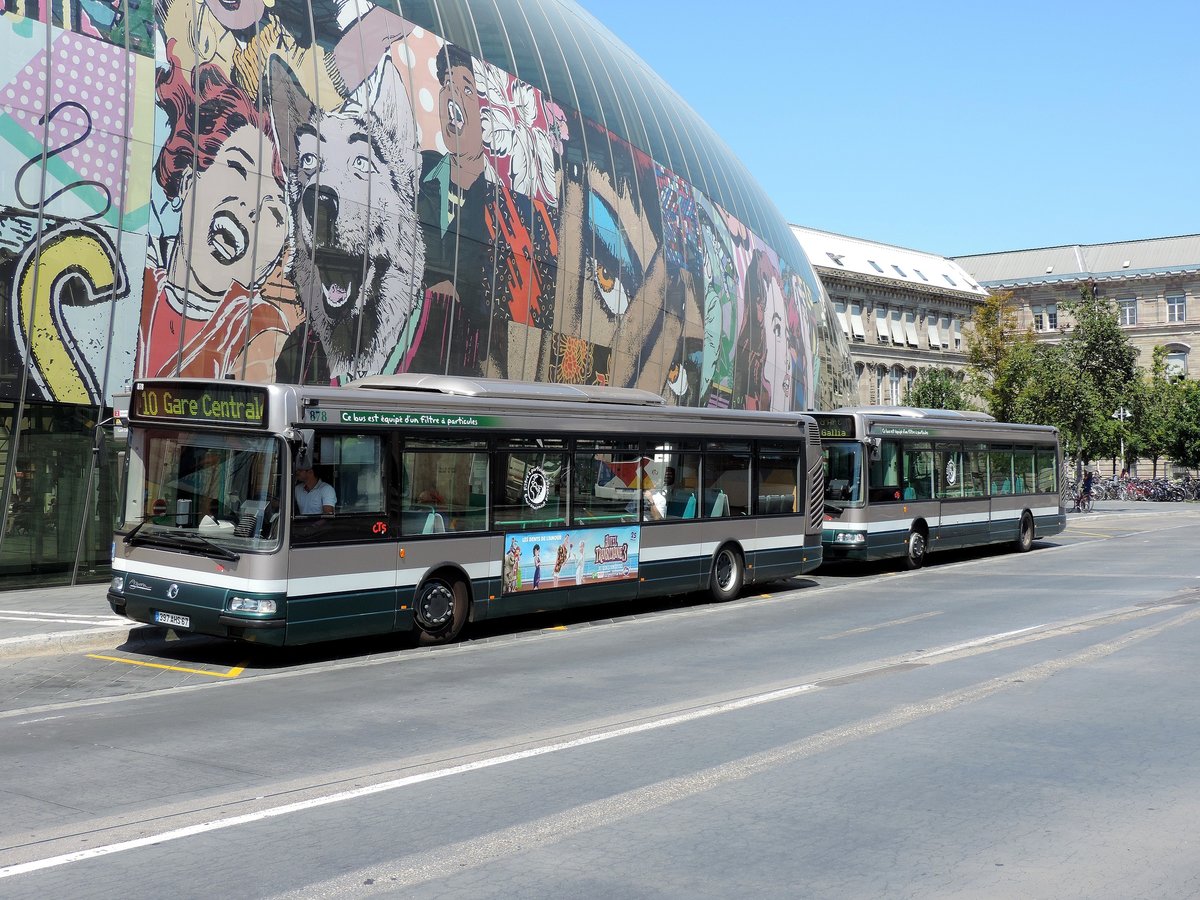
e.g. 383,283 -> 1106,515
954,234 -> 1200,380
791,226 -> 987,406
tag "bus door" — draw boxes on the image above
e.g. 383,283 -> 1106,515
285,432 -> 398,643
934,443 -> 988,549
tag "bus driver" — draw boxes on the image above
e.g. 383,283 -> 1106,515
295,467 -> 336,515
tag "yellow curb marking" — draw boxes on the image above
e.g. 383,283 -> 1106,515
87,654 -> 246,679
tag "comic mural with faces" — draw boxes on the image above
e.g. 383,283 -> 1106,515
0,0 -> 830,412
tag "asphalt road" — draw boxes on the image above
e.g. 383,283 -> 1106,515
2,506 -> 1199,899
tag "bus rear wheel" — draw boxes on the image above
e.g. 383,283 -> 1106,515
709,545 -> 744,602
415,576 -> 469,645
1015,513 -> 1035,553
903,527 -> 927,570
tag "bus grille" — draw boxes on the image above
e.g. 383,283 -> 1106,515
808,470 -> 824,533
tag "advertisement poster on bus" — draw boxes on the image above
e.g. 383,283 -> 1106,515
502,526 -> 640,594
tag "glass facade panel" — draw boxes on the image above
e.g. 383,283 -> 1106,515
465,0 -> 516,75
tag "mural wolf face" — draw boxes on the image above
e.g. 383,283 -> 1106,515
268,56 -> 424,380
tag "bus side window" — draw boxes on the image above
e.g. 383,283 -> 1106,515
402,443 -> 489,533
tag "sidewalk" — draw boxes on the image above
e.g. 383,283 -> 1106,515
0,581 -> 158,660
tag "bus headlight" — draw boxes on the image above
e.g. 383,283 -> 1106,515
228,597 -> 277,614
110,576 -> 125,593
834,532 -> 866,544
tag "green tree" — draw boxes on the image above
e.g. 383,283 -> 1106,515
1127,347 -> 1175,476
965,290 -> 1036,422
1009,343 -> 1104,469
1164,378 -> 1200,470
1060,283 -> 1139,419
904,368 -> 971,410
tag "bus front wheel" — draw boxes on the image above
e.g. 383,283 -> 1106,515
415,576 -> 469,645
709,545 -> 744,602
903,527 -> 927,570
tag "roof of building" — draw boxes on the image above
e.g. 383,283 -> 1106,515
790,225 -> 989,299
954,234 -> 1200,287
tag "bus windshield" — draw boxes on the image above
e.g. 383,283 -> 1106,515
123,428 -> 284,555
823,441 -> 863,507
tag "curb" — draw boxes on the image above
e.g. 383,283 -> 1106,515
0,624 -> 159,661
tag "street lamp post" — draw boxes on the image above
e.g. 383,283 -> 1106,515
1113,407 -> 1131,474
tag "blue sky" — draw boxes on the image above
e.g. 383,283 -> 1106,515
575,0 -> 1199,257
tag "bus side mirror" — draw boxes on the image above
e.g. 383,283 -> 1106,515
292,428 -> 315,469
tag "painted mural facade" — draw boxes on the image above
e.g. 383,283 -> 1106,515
0,0 -> 852,583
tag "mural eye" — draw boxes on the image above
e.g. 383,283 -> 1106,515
299,152 -> 318,172
586,189 -> 641,317
352,155 -> 371,174
589,259 -> 631,317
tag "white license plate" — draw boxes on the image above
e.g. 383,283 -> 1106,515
154,611 -> 190,629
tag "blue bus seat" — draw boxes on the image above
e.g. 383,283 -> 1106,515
709,490 -> 728,517
682,493 -> 697,519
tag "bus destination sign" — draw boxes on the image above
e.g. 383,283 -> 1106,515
132,383 -> 267,427
815,415 -> 855,439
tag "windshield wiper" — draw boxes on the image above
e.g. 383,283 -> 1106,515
122,520 -> 146,544
125,529 -> 240,562
172,533 -> 241,562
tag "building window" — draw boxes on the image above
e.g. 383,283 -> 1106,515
939,317 -> 951,348
943,273 -> 957,287
914,269 -> 928,281
927,315 -> 941,349
892,265 -> 907,277
1166,348 -> 1189,378
875,308 -> 889,343
827,252 -> 846,266
834,302 -> 850,338
903,312 -> 919,347
868,260 -> 884,273
952,319 -> 962,350
850,304 -> 866,341
1118,297 -> 1137,326
1167,293 -> 1186,323
889,311 -> 905,346
1032,303 -> 1058,332
875,366 -> 885,403
888,367 -> 902,405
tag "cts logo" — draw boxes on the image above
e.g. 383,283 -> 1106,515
167,584 -> 180,599
372,521 -> 388,535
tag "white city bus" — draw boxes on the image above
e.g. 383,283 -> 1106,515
813,407 -> 1067,569
109,376 -> 825,646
